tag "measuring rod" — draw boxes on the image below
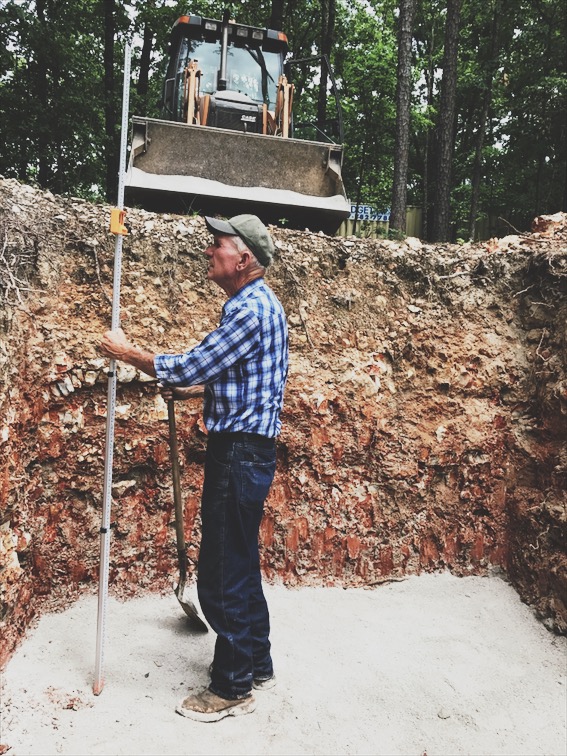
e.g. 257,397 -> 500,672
94,41 -> 131,696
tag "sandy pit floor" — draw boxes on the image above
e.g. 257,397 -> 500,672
1,572 -> 566,756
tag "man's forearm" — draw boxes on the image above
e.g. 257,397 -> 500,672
119,344 -> 157,378
100,329 -> 157,377
172,385 -> 205,399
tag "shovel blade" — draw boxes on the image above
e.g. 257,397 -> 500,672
174,581 -> 208,633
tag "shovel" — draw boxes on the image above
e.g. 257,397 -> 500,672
167,398 -> 208,632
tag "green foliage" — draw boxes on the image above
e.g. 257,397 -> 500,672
0,0 -> 106,196
445,0 -> 566,235
493,0 -> 566,224
334,0 -> 398,211
387,226 -> 405,241
0,0 -> 564,233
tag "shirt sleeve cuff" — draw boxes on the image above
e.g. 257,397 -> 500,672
154,353 -> 179,385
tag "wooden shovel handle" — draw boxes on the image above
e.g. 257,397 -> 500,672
167,399 -> 188,582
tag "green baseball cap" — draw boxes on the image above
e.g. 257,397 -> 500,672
205,214 -> 274,268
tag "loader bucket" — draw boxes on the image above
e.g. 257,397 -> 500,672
125,117 -> 350,234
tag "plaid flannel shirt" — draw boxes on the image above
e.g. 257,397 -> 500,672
154,279 -> 288,437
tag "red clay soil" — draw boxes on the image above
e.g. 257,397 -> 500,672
0,179 -> 565,667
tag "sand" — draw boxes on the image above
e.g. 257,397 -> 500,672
1,572 -> 566,756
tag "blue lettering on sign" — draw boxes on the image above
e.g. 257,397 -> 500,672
349,205 -> 391,222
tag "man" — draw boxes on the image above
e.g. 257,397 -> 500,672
99,214 -> 288,722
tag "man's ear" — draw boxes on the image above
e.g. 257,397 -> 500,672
237,250 -> 251,270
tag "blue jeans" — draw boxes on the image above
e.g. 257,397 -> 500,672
197,432 -> 276,700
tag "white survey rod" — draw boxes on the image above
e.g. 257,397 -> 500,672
94,41 -> 132,696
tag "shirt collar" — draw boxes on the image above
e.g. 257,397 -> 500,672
223,278 -> 265,316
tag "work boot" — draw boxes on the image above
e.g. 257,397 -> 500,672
208,663 -> 277,690
176,687 -> 256,722
253,674 -> 277,690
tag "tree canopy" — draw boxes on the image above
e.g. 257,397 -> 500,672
0,0 -> 565,240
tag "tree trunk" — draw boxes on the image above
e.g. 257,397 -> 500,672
318,0 -> 335,129
35,0 -> 51,188
469,0 -> 501,240
104,0 -> 117,202
468,93 -> 491,240
269,0 -> 285,30
137,23 -> 153,100
432,0 -> 462,242
352,137 -> 368,237
390,0 -> 416,235
422,19 -> 437,241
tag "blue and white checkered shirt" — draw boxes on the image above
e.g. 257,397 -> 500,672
154,279 -> 288,437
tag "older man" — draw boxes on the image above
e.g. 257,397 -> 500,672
100,214 -> 288,722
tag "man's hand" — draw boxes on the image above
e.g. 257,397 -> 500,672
100,328 -> 132,360
159,383 -> 205,401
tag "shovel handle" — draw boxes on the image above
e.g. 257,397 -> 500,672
167,399 -> 188,581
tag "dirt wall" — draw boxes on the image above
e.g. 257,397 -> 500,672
1,179 -> 565,667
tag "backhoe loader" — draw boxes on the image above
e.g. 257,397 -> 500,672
124,12 -> 350,233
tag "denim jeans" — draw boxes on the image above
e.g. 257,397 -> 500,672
197,431 -> 276,700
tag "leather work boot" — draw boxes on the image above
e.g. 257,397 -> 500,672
176,687 -> 256,722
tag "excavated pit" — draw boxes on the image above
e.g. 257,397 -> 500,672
0,178 -> 566,668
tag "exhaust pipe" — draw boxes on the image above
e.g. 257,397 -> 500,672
217,9 -> 230,91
